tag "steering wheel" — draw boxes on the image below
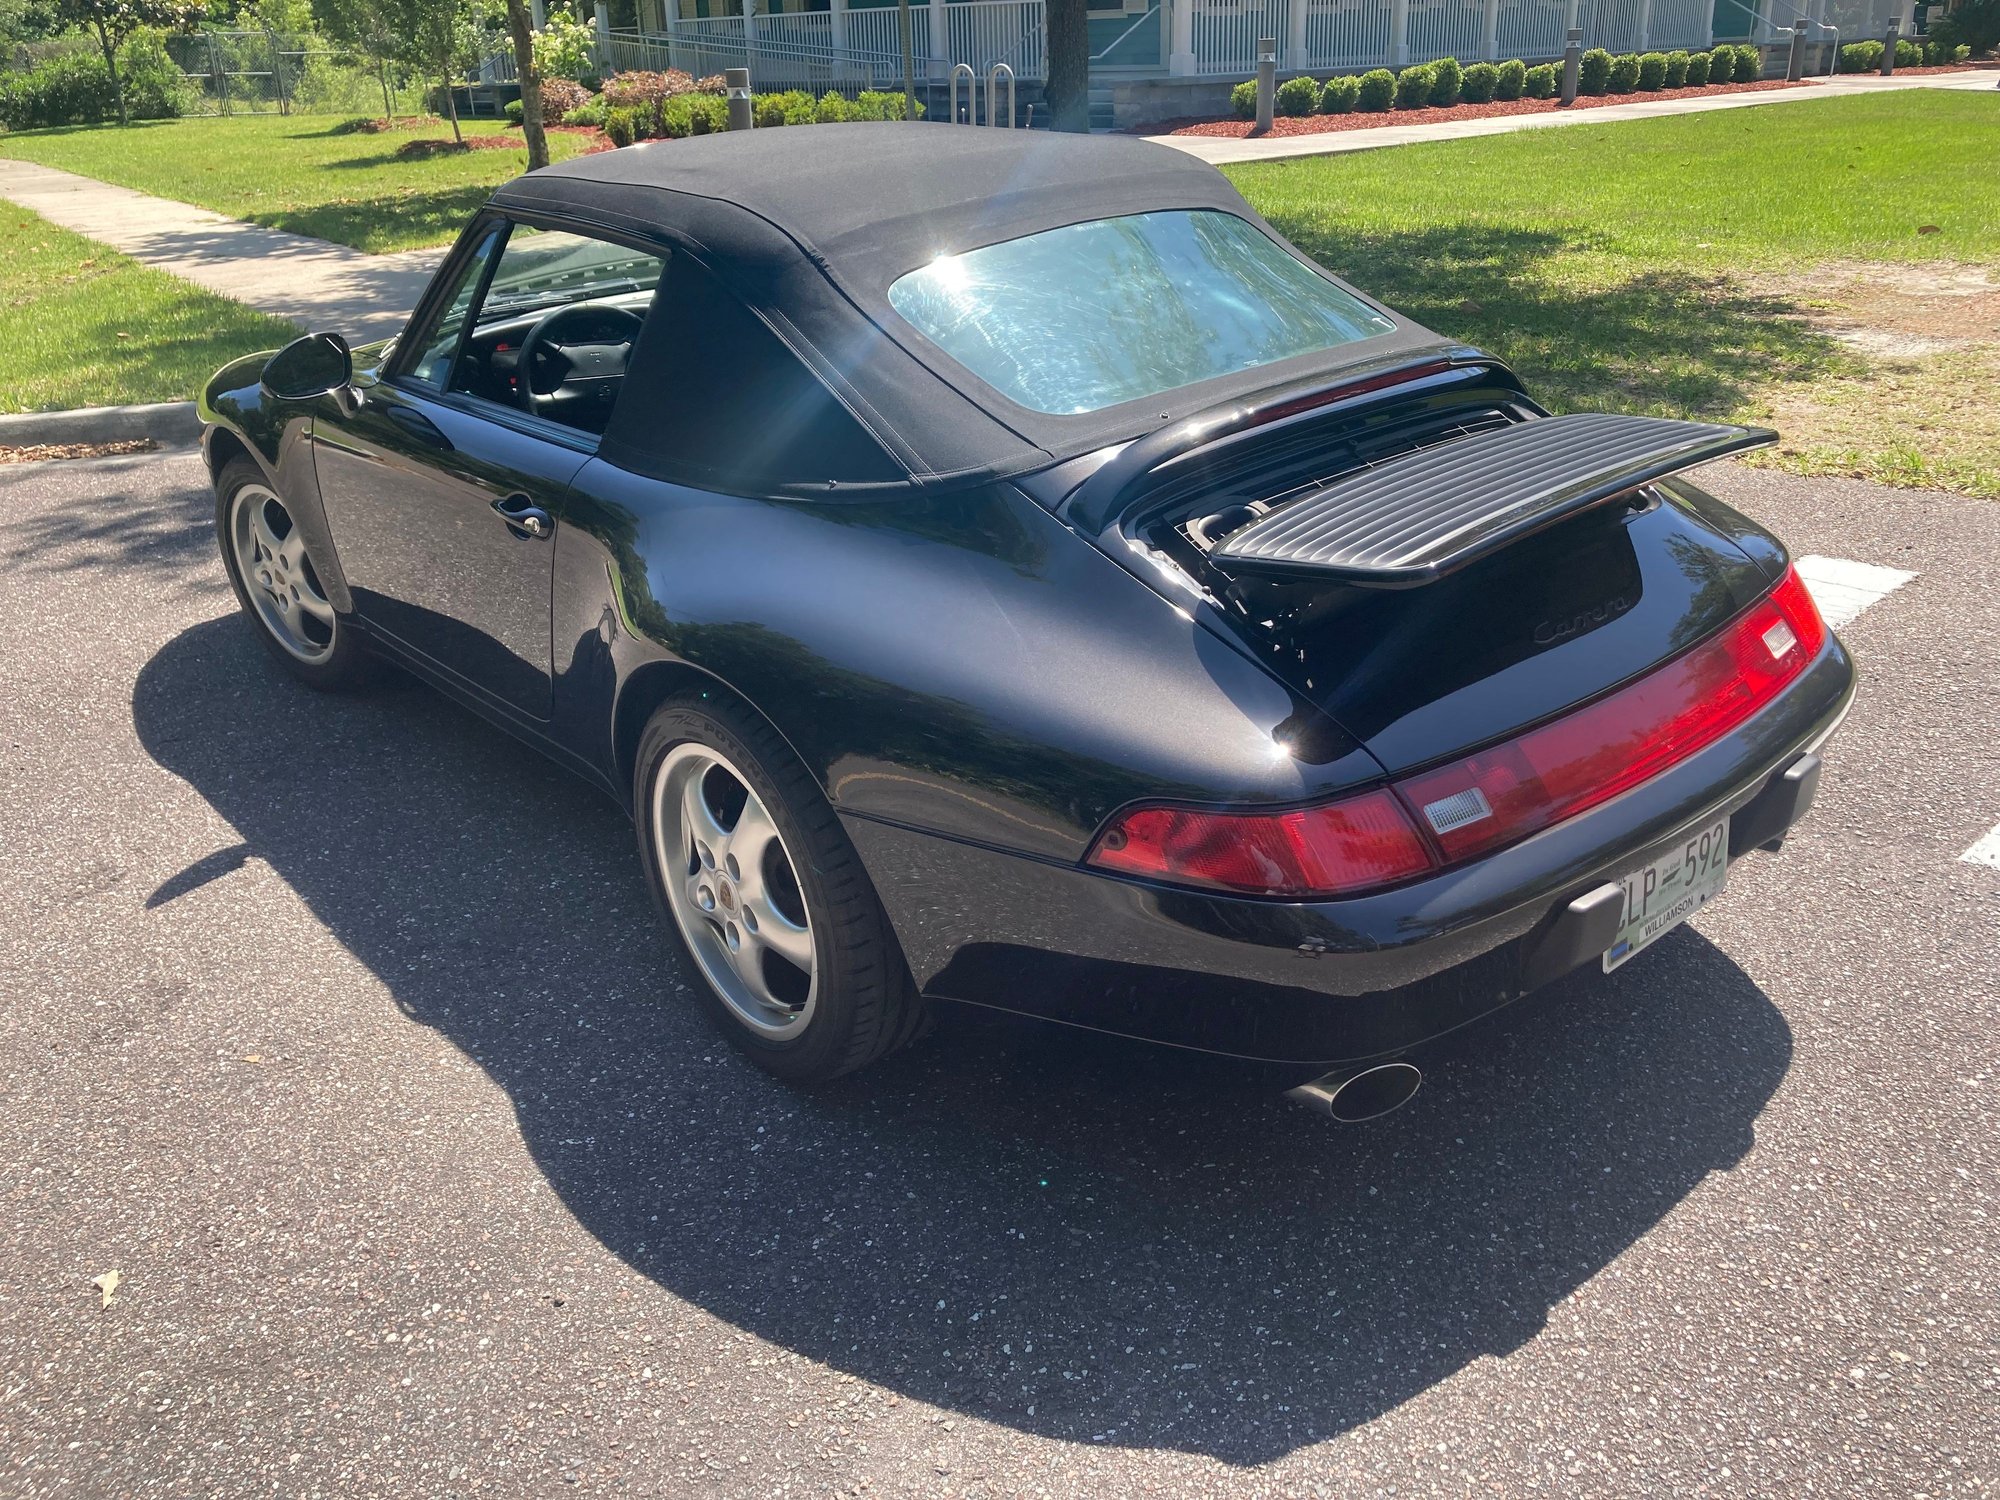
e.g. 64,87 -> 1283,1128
516,302 -> 645,422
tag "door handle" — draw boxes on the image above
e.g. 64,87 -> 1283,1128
386,404 -> 452,450
492,495 -> 553,539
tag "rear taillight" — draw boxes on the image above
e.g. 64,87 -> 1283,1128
1394,563 -> 1826,862
1085,788 -> 1433,898
1086,565 -> 1827,897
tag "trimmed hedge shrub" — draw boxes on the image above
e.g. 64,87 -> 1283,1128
1393,62 -> 1434,109
1429,56 -> 1463,106
1608,52 -> 1642,91
1683,48 -> 1711,85
1732,43 -> 1760,81
657,93 -> 728,136
1664,49 -> 1689,86
1321,74 -> 1362,112
1523,61 -> 1558,97
540,78 -> 593,124
0,38 -> 188,130
1231,78 -> 1258,118
1837,39 -> 1881,71
604,104 -> 641,146
503,98 -> 525,124
1276,73 -> 1322,115
753,88 -> 818,126
1357,67 -> 1396,110
564,93 -> 608,127
852,90 -> 923,120
1709,44 -> 1736,81
1895,37 -> 1921,65
1637,51 -> 1668,89
1927,0 -> 1998,57
1495,57 -> 1527,98
1460,60 -> 1499,102
1579,47 -> 1613,93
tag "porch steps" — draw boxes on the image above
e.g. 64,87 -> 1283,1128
1088,82 -> 1115,131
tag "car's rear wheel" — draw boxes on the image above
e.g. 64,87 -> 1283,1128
214,456 -> 370,690
635,694 -> 923,1081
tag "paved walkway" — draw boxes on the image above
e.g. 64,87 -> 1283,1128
0,158 -> 441,342
1150,67 -> 1997,165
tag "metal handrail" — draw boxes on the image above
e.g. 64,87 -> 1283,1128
949,61 -> 977,122
1090,2 -> 1161,65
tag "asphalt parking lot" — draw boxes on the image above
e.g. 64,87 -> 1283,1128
1,449 -> 1995,1498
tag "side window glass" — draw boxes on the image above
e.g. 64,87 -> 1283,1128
450,224 -> 667,437
408,226 -> 503,388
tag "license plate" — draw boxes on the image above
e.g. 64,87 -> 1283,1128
1602,815 -> 1729,972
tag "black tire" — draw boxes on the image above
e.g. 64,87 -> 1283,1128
634,692 -> 925,1082
214,455 -> 373,691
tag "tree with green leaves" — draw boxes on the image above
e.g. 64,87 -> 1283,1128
385,0 -> 483,144
316,0 -> 404,116
502,0 -> 546,169
54,0 -> 200,124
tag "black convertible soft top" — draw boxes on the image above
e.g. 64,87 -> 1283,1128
490,125 -> 1451,487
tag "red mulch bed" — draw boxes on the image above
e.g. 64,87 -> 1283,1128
1157,77 -> 1815,137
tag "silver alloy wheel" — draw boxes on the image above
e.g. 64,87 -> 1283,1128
652,742 -> 818,1039
229,482 -> 336,664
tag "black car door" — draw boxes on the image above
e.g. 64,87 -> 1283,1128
313,216 -> 664,723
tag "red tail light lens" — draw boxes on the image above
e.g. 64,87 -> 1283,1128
1395,564 -> 1828,862
1086,788 -> 1434,897
1085,566 -> 1827,899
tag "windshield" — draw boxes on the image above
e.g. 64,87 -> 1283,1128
478,226 -> 662,321
886,210 -> 1396,415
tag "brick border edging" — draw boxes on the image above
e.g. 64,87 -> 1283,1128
0,401 -> 200,448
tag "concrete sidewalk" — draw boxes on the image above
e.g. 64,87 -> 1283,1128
1151,67 -> 1997,165
0,159 -> 441,342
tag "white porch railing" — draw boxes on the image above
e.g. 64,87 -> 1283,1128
1180,0 -> 1716,74
610,0 -> 1042,89
602,0 -> 1719,99
1191,0 -> 1289,74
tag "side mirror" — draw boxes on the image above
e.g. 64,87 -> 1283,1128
261,331 -> 354,401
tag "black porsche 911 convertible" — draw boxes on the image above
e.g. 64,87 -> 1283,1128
199,125 -> 1852,1118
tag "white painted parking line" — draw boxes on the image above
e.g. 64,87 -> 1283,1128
1794,555 -> 1916,630
1963,824 -> 2000,870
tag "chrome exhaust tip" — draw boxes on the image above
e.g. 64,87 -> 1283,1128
1285,1061 -> 1422,1122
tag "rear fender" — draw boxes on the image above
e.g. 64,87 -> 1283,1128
550,460 -> 1383,861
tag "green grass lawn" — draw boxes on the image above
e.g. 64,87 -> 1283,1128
0,209 -> 300,414
1229,91 -> 2000,496
0,114 -> 596,254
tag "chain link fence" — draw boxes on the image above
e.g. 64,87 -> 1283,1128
162,31 -> 436,117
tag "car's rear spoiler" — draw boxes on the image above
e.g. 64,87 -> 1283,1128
1209,412 -> 1777,588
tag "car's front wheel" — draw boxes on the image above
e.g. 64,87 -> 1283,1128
634,693 -> 924,1082
214,456 -> 371,690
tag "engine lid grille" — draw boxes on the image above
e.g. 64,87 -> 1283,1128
1210,412 -> 1776,586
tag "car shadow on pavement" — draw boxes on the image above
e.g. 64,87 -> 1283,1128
134,615 -> 1794,1468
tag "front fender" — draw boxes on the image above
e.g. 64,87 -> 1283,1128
198,350 -> 353,613
552,462 -> 1384,863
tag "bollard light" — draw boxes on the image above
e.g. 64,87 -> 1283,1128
1560,26 -> 1583,106
725,66 -> 753,131
1254,36 -> 1277,133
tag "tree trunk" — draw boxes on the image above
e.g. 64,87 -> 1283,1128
93,20 -> 128,126
379,59 -> 394,119
504,0 -> 549,171
1044,0 -> 1089,133
443,70 -> 463,143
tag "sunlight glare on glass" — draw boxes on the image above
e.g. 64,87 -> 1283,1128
927,252 -> 972,294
